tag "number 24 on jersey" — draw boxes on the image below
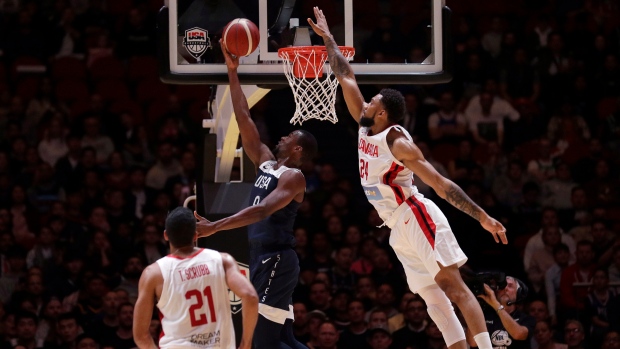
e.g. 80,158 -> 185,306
359,159 -> 369,180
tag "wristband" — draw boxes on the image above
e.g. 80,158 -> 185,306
496,305 -> 505,313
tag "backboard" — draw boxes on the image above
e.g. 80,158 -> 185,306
158,0 -> 452,85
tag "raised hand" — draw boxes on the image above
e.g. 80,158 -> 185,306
477,284 -> 500,308
307,6 -> 331,38
194,211 -> 217,238
220,39 -> 239,70
480,215 -> 508,244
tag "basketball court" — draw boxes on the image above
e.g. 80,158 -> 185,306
160,0 -> 452,343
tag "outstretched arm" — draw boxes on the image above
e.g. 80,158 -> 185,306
133,265 -> 160,349
222,253 -> 258,349
221,42 -> 274,166
195,170 -> 305,237
308,7 -> 365,123
388,131 -> 508,243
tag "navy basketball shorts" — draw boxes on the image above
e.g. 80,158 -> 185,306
249,248 -> 299,324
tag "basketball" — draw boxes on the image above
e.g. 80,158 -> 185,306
222,18 -> 260,57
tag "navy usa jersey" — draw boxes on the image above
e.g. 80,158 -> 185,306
247,161 -> 302,250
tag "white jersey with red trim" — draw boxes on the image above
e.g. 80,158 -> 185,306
358,125 -> 421,222
156,248 -> 235,349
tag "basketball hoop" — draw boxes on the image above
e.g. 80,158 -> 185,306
278,46 -> 355,125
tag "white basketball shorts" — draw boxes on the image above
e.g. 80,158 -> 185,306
387,195 -> 468,292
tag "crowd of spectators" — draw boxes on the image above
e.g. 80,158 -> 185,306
0,0 -> 618,349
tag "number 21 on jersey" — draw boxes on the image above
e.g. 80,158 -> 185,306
359,159 -> 369,180
186,286 -> 216,327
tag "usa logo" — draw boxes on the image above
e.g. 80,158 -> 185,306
183,27 -> 211,59
229,262 -> 250,314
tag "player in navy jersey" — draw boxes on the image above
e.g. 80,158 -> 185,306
194,42 -> 317,349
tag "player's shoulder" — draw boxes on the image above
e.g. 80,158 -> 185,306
218,252 -> 239,270
386,125 -> 412,145
279,167 -> 306,185
141,262 -> 163,283
265,161 -> 305,182
219,252 -> 233,264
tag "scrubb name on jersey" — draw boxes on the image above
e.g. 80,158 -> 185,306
254,175 -> 272,189
177,264 -> 211,282
358,139 -> 379,157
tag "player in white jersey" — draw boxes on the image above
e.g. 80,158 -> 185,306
309,8 -> 508,349
133,207 -> 258,349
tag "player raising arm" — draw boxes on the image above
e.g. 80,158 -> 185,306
309,7 -> 506,349
193,42 -> 317,349
133,207 -> 258,349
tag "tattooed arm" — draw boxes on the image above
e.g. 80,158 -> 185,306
308,6 -> 365,122
388,129 -> 508,243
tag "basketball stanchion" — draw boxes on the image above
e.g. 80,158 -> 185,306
278,46 -> 355,125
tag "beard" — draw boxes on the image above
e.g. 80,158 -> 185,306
359,115 -> 375,127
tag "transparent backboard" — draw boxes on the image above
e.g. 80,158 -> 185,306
158,0 -> 452,84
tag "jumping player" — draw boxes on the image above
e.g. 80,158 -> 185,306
193,42 -> 318,349
133,207 -> 258,349
309,7 -> 507,349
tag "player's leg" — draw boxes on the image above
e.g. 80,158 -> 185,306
254,314 -> 287,348
252,249 -> 303,349
389,210 -> 466,349
417,198 -> 492,349
281,317 -> 308,349
279,255 -> 307,349
434,264 -> 492,349
390,198 -> 489,349
417,283 -> 467,349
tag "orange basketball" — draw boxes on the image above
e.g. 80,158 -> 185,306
222,18 -> 260,57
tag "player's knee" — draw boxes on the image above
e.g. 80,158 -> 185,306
427,303 -> 465,346
428,303 -> 465,347
427,303 -> 451,331
419,286 -> 465,346
437,280 -> 469,305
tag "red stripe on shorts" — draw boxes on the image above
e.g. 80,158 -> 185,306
405,196 -> 436,248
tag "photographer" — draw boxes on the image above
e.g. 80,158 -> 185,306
466,276 -> 536,348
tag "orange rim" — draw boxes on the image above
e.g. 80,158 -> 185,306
278,46 -> 355,61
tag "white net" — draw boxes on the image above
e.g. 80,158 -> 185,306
278,46 -> 355,125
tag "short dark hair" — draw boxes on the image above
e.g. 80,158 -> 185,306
76,333 -> 97,346
165,207 -> 196,247
57,312 -> 78,324
117,302 -> 134,313
591,219 -> 608,228
379,88 -> 406,123
310,280 -> 329,290
552,243 -> 569,255
15,311 -> 38,325
295,130 -> 318,162
81,146 -> 97,157
407,297 -> 426,307
348,298 -> 366,309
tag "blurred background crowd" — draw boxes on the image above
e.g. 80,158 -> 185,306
0,0 -> 618,348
